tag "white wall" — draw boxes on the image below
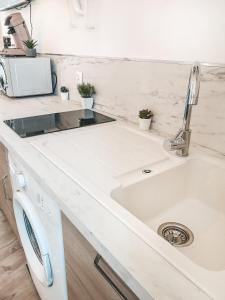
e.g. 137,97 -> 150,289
2,0 -> 225,63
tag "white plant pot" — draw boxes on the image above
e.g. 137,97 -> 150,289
138,118 -> 152,131
61,92 -> 69,101
81,97 -> 94,109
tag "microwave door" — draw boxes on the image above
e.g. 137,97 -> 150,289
8,58 -> 52,97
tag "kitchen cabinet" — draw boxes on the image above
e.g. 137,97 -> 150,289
0,142 -> 18,238
62,213 -> 139,300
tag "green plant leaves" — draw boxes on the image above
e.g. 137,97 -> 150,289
77,83 -> 95,98
23,39 -> 38,49
139,109 -> 153,119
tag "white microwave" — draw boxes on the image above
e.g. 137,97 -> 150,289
0,57 -> 53,97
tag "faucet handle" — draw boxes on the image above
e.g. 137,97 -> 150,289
163,129 -> 186,152
163,138 -> 183,152
163,139 -> 174,151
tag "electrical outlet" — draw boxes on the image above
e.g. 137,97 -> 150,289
76,71 -> 83,85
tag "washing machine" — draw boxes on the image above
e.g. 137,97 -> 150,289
9,154 -> 68,300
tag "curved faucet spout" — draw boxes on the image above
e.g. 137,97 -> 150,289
164,63 -> 201,157
186,63 -> 201,106
183,63 -> 201,131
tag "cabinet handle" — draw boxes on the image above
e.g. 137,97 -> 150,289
2,174 -> 10,201
94,254 -> 128,300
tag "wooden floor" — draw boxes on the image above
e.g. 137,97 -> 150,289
0,210 -> 40,300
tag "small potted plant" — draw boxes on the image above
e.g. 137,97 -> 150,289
77,82 -> 95,109
138,109 -> 153,131
60,86 -> 69,101
23,39 -> 38,57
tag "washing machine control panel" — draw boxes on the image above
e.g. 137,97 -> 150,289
10,156 -> 59,220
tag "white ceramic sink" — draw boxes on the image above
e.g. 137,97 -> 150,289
112,157 -> 225,273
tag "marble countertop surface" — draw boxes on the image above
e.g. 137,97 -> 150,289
0,94 -> 215,300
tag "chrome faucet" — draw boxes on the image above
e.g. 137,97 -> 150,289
164,63 -> 201,156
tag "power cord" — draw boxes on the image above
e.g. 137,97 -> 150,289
52,71 -> 58,94
29,3 -> 33,37
16,0 -> 31,10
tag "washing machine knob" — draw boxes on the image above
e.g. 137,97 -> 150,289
15,173 -> 26,190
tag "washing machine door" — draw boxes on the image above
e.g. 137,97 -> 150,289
13,191 -> 53,287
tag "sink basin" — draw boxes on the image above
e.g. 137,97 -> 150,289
112,158 -> 225,272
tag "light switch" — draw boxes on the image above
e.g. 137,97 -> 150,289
76,71 -> 83,85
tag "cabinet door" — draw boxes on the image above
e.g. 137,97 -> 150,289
62,213 -> 139,300
0,142 -> 8,208
0,143 -> 19,238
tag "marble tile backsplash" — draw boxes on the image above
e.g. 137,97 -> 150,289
49,54 -> 225,155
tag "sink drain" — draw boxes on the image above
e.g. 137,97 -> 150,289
157,222 -> 194,247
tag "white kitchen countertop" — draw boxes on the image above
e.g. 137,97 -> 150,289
0,94 -> 216,300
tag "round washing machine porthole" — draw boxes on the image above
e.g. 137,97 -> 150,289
13,191 -> 53,287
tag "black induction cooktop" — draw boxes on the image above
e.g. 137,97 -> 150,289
4,109 -> 115,138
